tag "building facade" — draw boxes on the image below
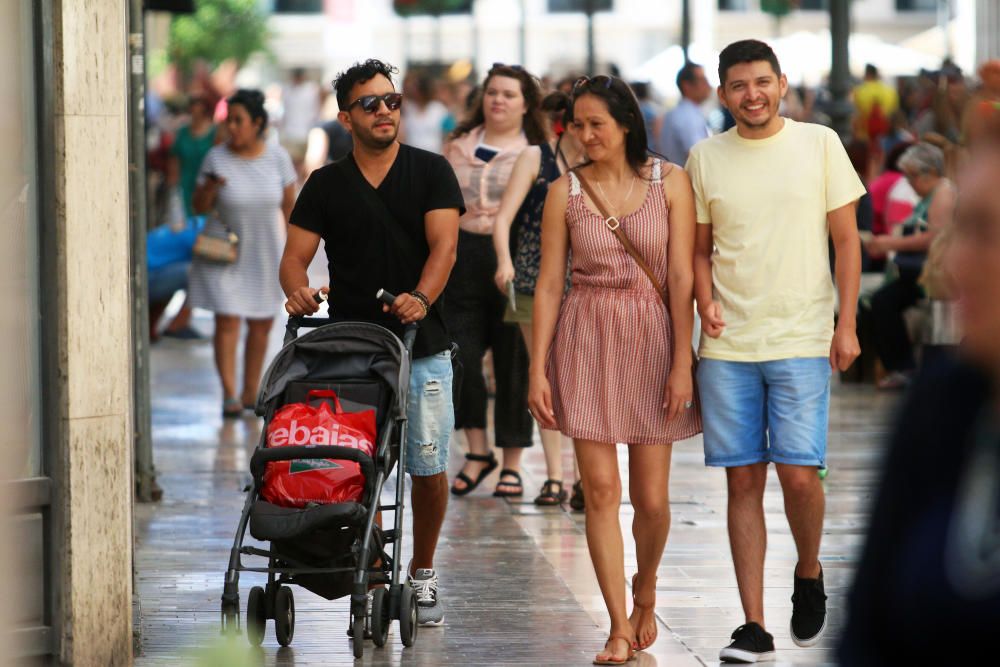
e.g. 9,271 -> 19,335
7,0 -> 135,664
256,0 -> 942,83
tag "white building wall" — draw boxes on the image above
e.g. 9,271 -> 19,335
260,0 -> 964,85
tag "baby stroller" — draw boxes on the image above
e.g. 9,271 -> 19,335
220,290 -> 419,659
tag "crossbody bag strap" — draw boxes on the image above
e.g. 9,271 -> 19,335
572,168 -> 667,304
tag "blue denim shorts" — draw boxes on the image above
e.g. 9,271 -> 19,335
404,350 -> 454,477
697,357 -> 831,468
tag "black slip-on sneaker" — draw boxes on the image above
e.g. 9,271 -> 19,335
790,565 -> 828,647
719,622 -> 776,663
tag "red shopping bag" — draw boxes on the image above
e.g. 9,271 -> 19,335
261,390 -> 377,507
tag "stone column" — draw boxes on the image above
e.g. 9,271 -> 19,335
51,0 -> 134,664
977,0 -> 1000,63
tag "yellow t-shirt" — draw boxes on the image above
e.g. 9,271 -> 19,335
686,119 -> 865,362
853,79 -> 899,119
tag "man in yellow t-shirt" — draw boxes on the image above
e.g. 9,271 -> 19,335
853,64 -> 899,141
686,39 -> 864,663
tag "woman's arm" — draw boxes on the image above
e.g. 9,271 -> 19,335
192,175 -> 223,214
869,181 -> 956,254
528,176 -> 571,430
280,183 -> 296,226
492,147 -> 542,293
663,165 -> 696,421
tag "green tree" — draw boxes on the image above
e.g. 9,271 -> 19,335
169,0 -> 270,75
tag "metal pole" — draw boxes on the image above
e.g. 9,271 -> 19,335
519,0 -> 527,66
938,0 -> 952,61
828,0 -> 852,140
128,0 -> 158,503
681,0 -> 691,63
585,0 -> 595,75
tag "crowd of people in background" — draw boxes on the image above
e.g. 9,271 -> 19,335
142,45 -> 1000,477
138,47 -> 1000,662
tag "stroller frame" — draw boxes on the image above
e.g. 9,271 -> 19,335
220,314 -> 420,658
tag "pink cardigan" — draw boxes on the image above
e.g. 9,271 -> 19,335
443,126 -> 529,235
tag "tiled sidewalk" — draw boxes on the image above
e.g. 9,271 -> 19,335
135,320 -> 896,666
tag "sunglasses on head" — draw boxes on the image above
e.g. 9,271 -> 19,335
572,75 -> 614,94
348,92 -> 403,113
491,62 -> 525,73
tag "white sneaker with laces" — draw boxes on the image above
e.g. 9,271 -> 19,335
407,565 -> 444,626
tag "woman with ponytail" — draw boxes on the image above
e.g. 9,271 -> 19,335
492,90 -> 586,506
190,88 -> 297,418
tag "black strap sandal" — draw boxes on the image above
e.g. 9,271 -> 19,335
450,452 -> 499,497
534,479 -> 568,506
569,480 -> 585,512
493,469 -> 524,497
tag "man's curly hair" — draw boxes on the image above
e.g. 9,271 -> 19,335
333,59 -> 399,111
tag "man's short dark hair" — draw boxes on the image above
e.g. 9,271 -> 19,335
676,61 -> 703,93
333,59 -> 399,110
865,64 -> 879,79
718,39 -> 781,86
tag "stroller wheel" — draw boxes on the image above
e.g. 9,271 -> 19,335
274,586 -> 295,647
399,584 -> 418,648
370,588 -> 390,648
246,587 -> 266,646
352,615 -> 365,659
220,603 -> 240,636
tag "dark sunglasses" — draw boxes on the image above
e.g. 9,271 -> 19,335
348,92 -> 403,113
572,75 -> 614,95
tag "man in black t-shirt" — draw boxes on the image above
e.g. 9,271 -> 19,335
280,59 -> 464,628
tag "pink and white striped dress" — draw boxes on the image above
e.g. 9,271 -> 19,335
546,160 -> 702,445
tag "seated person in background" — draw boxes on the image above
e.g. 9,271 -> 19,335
862,142 -> 955,389
147,217 -> 201,342
838,125 -> 1000,667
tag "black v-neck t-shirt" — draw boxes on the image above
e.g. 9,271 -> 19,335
289,144 -> 465,358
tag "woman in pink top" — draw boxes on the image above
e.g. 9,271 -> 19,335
443,64 -> 549,498
869,142 -> 915,236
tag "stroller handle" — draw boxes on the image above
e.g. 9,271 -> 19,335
284,288 -> 419,354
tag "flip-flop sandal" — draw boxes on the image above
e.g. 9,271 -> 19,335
593,634 -> 636,665
493,469 -> 524,497
450,452 -> 498,496
631,573 -> 658,650
534,479 -> 568,506
222,397 -> 243,419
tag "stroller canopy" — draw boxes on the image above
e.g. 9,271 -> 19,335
256,322 -> 410,417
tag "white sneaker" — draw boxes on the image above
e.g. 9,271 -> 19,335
407,565 -> 444,626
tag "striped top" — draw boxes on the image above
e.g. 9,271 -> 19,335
187,143 -> 295,319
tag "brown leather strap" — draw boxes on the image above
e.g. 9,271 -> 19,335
573,169 -> 668,304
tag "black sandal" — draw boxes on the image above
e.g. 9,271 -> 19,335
569,480 -> 585,512
450,452 -> 498,496
493,469 -> 524,497
534,479 -> 568,506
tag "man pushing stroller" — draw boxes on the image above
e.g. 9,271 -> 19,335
280,58 -> 464,626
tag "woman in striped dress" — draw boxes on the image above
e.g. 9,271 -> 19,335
529,77 -> 702,665
190,89 -> 297,418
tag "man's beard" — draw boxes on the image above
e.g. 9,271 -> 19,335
355,123 -> 398,149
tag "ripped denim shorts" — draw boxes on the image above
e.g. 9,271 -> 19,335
404,350 -> 454,477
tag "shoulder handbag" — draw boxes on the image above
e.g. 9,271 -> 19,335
192,211 -> 239,264
572,167 -> 700,407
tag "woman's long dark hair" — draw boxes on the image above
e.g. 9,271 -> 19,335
450,64 -> 548,145
568,76 -> 662,177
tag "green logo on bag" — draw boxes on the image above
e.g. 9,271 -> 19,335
289,459 -> 342,474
